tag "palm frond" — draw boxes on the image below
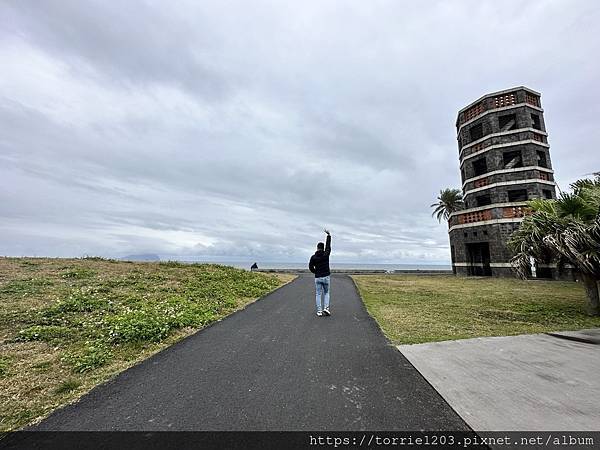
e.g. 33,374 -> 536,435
430,188 -> 464,223
511,178 -> 600,286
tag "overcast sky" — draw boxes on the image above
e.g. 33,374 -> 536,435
1,1 -> 599,264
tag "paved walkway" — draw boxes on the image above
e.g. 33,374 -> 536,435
399,333 -> 600,431
34,275 -> 469,431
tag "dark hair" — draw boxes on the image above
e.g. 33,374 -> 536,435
317,242 -> 325,250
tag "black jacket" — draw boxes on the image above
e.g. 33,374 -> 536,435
309,234 -> 331,278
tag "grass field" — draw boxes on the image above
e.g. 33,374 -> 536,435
352,275 -> 600,345
0,257 -> 294,431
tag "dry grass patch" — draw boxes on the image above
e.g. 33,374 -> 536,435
0,257 -> 294,431
352,275 -> 600,345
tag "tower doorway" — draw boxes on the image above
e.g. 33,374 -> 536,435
466,242 -> 492,276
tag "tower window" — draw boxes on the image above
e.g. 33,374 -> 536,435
503,150 -> 523,169
508,189 -> 528,202
531,113 -> 541,130
543,189 -> 553,199
537,150 -> 548,168
499,114 -> 517,131
472,158 -> 488,176
470,123 -> 483,141
475,194 -> 491,207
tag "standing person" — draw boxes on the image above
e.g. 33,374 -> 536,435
309,229 -> 332,317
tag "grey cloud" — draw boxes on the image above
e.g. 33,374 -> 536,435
2,1 -> 231,101
1,0 -> 599,263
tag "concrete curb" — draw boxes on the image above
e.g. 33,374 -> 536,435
546,329 -> 600,345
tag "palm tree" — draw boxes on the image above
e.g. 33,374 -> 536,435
431,188 -> 464,223
509,174 -> 600,315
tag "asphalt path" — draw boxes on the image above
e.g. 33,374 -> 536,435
32,274 -> 469,431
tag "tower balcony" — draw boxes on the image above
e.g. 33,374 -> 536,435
459,129 -> 548,161
448,203 -> 530,232
462,168 -> 555,195
456,86 -> 541,129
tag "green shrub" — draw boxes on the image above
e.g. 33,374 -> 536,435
61,268 -> 96,279
82,256 -> 117,262
232,274 -> 281,297
65,345 -> 112,373
16,325 -> 71,342
0,356 -> 10,377
54,379 -> 81,394
19,260 -> 38,268
0,278 -> 53,295
104,310 -> 172,343
32,361 -> 52,371
46,289 -> 110,314
159,260 -> 185,268
160,296 -> 221,328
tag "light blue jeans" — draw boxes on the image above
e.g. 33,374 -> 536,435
315,276 -> 330,312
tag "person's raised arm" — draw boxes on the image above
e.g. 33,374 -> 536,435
324,229 -> 331,255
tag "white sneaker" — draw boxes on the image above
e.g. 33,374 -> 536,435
316,311 -> 323,317
323,308 -> 331,316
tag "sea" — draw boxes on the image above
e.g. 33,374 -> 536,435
164,258 -> 451,271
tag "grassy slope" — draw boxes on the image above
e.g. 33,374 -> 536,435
353,275 -> 600,345
0,257 -> 294,431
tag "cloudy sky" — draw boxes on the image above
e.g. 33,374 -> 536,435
1,1 -> 598,264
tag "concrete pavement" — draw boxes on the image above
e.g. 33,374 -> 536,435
398,333 -> 600,431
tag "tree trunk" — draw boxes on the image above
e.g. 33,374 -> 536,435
581,273 -> 600,316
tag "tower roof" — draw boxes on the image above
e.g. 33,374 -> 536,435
456,86 -> 542,127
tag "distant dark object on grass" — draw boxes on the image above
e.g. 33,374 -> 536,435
121,254 -> 160,262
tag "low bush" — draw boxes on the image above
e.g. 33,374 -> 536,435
54,379 -> 82,394
0,356 -> 10,377
65,344 -> 112,373
16,325 -> 71,342
0,278 -> 53,295
61,268 -> 97,279
45,289 -> 111,314
104,309 -> 172,344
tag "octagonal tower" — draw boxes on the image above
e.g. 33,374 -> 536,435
449,87 -> 557,277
